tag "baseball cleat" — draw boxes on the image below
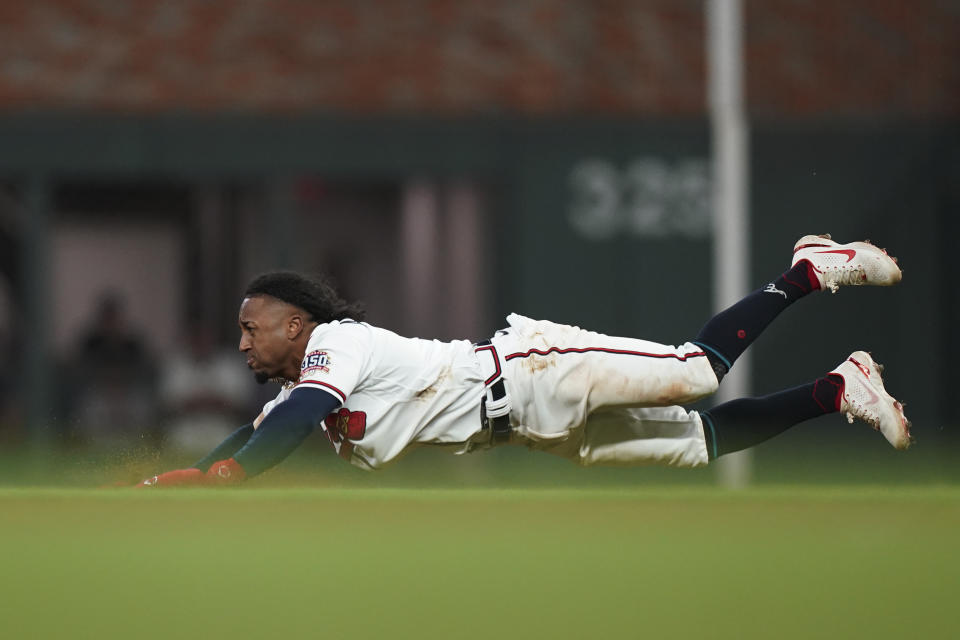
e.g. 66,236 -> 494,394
792,233 -> 902,293
829,350 -> 913,450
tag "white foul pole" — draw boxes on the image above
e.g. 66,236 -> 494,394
707,0 -> 752,487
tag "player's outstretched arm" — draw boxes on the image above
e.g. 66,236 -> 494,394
232,387 -> 339,476
136,387 -> 339,488
134,424 -> 255,488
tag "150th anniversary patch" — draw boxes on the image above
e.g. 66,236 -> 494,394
301,350 -> 331,375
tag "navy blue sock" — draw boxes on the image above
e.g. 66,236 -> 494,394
693,261 -> 819,380
700,375 -> 843,459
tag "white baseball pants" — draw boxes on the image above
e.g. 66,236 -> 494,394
490,314 -> 719,468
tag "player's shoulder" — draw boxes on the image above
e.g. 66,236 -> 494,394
312,318 -> 369,332
308,318 -> 376,343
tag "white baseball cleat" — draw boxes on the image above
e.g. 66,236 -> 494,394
792,233 -> 902,293
830,350 -> 913,450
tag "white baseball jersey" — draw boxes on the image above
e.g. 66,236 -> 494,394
256,314 -> 720,471
258,320 -> 487,470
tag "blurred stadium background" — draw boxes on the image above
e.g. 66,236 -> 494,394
0,3 -> 958,640
0,0 -> 956,486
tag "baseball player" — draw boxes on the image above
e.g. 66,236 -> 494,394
137,233 -> 910,487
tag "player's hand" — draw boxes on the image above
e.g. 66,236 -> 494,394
135,458 -> 247,488
135,468 -> 206,488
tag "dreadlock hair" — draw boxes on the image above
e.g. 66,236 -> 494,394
244,271 -> 366,324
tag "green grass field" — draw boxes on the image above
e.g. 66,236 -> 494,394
1,485 -> 956,639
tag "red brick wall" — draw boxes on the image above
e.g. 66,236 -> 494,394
0,0 -> 955,117
747,0 -> 959,118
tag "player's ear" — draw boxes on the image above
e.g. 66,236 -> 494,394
287,313 -> 304,340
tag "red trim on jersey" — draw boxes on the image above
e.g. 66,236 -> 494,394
504,346 -> 707,362
473,343 -> 503,385
296,379 -> 347,403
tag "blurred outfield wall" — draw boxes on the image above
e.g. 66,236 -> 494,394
0,116 -> 956,465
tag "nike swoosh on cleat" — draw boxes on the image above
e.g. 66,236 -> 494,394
861,384 -> 880,406
851,376 -> 881,406
815,249 -> 857,262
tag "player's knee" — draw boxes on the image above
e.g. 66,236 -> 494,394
655,377 -> 717,405
690,366 -> 721,400
691,376 -> 720,401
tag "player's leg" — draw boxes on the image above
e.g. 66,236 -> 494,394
700,350 -> 913,459
693,234 -> 901,383
534,404 -> 711,468
496,314 -> 720,442
538,349 -> 912,468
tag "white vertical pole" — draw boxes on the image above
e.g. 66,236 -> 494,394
707,0 -> 752,487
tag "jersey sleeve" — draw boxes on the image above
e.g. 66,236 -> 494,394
295,322 -> 372,404
234,387 -> 341,477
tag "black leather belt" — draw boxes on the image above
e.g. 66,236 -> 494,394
474,339 -> 512,444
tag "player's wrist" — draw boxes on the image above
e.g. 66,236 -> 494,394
205,458 -> 247,485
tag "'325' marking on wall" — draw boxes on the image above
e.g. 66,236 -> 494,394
568,157 -> 711,241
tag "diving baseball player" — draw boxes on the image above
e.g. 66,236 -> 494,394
137,233 -> 910,487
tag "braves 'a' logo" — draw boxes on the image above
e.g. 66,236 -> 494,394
322,409 -> 366,461
324,408 -> 367,442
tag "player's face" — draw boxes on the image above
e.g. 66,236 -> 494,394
238,295 -> 300,384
